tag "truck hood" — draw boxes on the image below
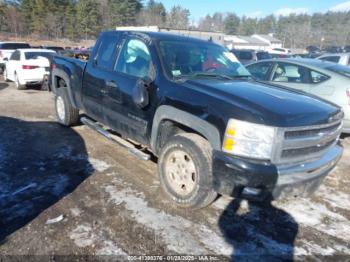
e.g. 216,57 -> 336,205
184,79 -> 341,127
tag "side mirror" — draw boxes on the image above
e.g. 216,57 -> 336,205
3,58 -> 8,61
132,76 -> 153,109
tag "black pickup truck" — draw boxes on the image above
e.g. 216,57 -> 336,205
51,31 -> 344,208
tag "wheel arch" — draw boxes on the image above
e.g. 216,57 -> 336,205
52,68 -> 77,108
151,105 -> 221,155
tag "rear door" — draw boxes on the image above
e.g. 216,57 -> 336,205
6,50 -> 21,80
82,33 -> 121,122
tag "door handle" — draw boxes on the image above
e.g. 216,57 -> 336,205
105,80 -> 118,88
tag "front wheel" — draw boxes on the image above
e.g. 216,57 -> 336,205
55,89 -> 80,126
158,133 -> 217,209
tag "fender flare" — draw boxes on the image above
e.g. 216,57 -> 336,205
52,68 -> 77,108
151,105 -> 222,153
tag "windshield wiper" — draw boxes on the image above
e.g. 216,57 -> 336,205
229,75 -> 252,80
184,72 -> 234,80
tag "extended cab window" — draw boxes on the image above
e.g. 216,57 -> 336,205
115,39 -> 151,78
95,36 -> 119,70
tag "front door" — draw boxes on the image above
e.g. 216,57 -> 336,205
103,37 -> 156,145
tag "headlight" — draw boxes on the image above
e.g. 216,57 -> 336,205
222,119 -> 276,160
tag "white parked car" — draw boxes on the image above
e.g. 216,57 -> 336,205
0,42 -> 31,73
317,53 -> 350,66
3,49 -> 55,89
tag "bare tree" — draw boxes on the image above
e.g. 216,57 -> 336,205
6,5 -> 23,37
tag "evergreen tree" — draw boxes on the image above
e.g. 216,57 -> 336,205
224,13 -> 240,34
107,0 -> 142,28
76,0 -> 101,39
166,6 -> 190,29
0,2 -> 8,31
65,1 -> 78,40
31,0 -> 47,35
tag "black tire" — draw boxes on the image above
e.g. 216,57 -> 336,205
158,133 -> 217,209
15,73 -> 26,90
55,88 -> 80,126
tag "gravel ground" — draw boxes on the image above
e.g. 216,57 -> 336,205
0,78 -> 349,261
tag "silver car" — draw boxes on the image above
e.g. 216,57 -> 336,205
246,58 -> 350,133
317,53 -> 350,66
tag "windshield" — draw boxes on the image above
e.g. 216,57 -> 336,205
158,40 -> 251,80
326,64 -> 350,78
25,52 -> 53,60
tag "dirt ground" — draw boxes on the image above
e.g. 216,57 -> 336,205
0,78 -> 349,261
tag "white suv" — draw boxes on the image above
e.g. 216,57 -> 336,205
0,42 -> 31,73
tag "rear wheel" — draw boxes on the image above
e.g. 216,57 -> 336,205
158,133 -> 217,209
15,73 -> 26,90
55,88 -> 80,126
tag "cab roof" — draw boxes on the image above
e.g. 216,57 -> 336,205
104,30 -> 221,46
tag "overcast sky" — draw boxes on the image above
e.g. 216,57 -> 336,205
160,0 -> 350,20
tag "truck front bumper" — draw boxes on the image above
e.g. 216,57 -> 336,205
212,144 -> 343,200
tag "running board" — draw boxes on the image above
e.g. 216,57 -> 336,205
80,117 -> 151,161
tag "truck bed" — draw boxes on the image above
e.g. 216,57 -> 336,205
51,55 -> 87,109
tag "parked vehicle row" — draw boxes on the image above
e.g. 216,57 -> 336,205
49,30 -> 343,209
231,49 -> 272,65
317,52 -> 350,66
0,42 -> 31,74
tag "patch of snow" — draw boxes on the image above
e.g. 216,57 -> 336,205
46,214 -> 64,224
88,158 -> 111,172
70,224 -> 95,247
316,186 -> 350,210
54,146 -> 111,173
70,207 -> 82,217
212,189 -> 350,248
105,183 -> 233,255
278,199 -> 350,243
96,240 -> 127,256
70,223 -> 127,255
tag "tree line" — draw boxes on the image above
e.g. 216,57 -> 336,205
1,0 -> 350,48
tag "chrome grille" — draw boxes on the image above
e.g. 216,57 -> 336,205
272,119 -> 343,165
